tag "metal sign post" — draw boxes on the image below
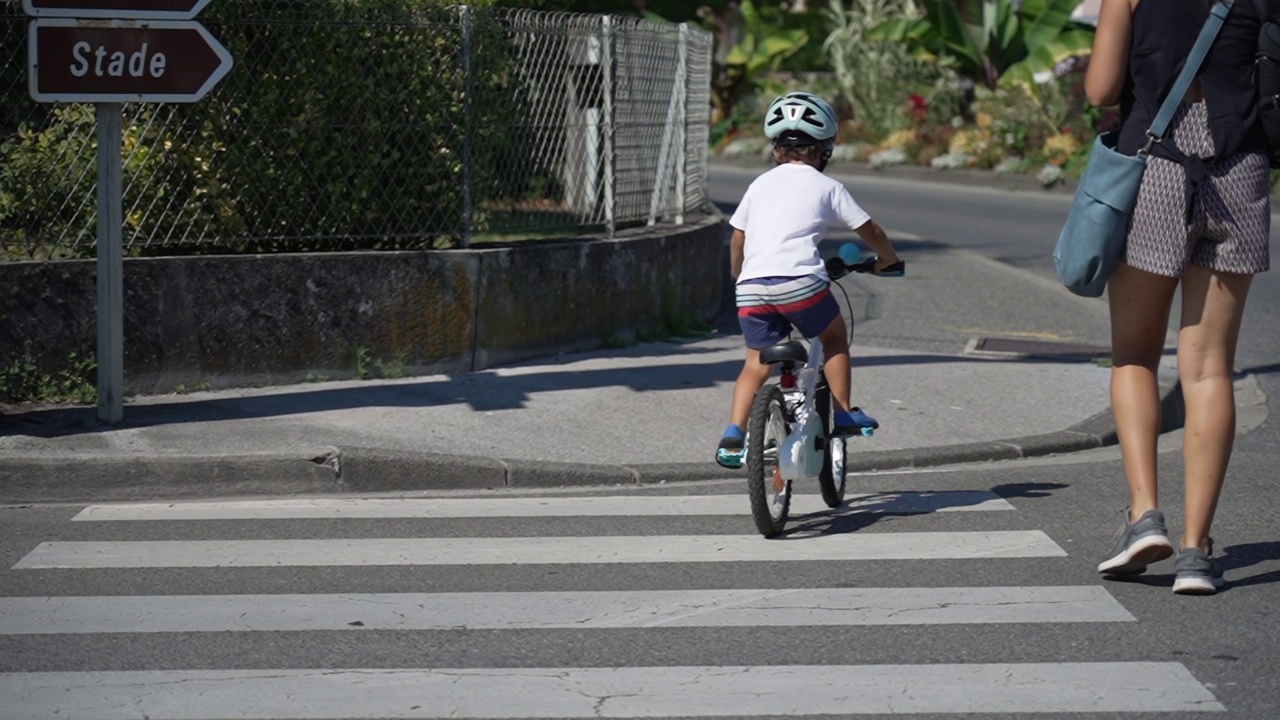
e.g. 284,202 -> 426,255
24,0 -> 231,423
95,102 -> 124,423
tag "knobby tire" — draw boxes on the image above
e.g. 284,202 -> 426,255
815,379 -> 848,508
747,384 -> 790,537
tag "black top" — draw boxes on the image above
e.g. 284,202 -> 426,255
1117,0 -> 1266,159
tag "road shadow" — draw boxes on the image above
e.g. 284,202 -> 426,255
1218,540 -> 1280,589
2,339 -> 1103,440
991,482 -> 1069,501
1237,362 -> 1280,379
773,486 -> 1068,538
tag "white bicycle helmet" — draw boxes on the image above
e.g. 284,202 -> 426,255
764,92 -> 838,145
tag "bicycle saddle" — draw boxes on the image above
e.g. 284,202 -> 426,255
759,341 -> 809,365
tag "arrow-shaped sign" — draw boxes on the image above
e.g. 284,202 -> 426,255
23,0 -> 215,20
29,19 -> 233,103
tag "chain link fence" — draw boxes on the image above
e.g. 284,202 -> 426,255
0,1 -> 713,259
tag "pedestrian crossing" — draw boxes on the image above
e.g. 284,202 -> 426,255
1,488 -> 1226,718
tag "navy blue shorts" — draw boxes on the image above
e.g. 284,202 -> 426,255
736,275 -> 840,349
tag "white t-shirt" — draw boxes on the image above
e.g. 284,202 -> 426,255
729,163 -> 872,282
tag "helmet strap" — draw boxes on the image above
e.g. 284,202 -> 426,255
818,140 -> 834,172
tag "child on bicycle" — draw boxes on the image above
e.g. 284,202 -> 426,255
717,92 -> 902,469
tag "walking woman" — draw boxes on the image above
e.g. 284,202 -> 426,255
1086,0 -> 1270,594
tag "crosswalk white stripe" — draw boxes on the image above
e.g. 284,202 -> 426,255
0,586 -> 1132,634
69,492 -> 1014,521
12,531 -> 1065,569
0,663 -> 1224,717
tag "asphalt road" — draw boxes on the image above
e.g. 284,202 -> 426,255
1,166 -> 1277,718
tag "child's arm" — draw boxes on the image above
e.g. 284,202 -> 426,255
832,183 -> 901,274
854,220 -> 902,273
730,228 -> 746,280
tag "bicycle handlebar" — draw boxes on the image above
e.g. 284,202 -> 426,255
825,254 -> 906,280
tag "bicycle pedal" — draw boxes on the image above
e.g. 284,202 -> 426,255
860,427 -> 875,437
715,448 -> 745,469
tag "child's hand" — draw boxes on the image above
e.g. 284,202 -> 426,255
874,253 -> 902,275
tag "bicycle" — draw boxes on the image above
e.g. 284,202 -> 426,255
746,243 -> 905,538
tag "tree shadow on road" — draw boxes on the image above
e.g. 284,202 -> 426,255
2,345 -> 1100,440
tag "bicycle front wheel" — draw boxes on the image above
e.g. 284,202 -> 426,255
746,384 -> 791,537
815,381 -> 848,509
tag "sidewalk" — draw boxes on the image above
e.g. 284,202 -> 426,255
1,331 -> 1161,504
0,235 -> 1181,505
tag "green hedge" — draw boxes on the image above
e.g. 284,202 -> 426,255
1,0 -> 556,257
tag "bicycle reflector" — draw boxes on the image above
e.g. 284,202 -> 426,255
780,371 -> 797,389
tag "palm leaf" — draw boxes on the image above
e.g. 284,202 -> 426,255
1019,0 -> 1085,50
725,29 -> 809,69
1017,26 -> 1095,74
866,17 -> 929,42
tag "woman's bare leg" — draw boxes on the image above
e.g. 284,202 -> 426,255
1177,264 -> 1252,553
1108,262 -> 1179,522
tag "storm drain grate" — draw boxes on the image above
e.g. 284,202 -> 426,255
964,336 -> 1111,361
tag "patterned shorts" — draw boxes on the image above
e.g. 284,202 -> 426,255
1123,102 -> 1271,277
736,274 -> 840,350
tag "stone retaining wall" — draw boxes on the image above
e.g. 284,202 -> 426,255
0,215 -> 725,395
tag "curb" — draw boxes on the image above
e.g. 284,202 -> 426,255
0,382 -> 1184,505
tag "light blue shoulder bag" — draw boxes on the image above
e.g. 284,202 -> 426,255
1054,0 -> 1235,297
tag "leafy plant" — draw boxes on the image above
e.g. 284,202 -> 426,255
825,0 -> 960,143
374,352 -> 408,380
2,0 -> 552,257
355,346 -> 372,380
868,0 -> 1093,93
698,0 -> 810,128
0,352 -> 96,405
0,106 -> 97,259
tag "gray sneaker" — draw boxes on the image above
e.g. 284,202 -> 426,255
1097,508 -> 1175,575
1173,544 -> 1225,595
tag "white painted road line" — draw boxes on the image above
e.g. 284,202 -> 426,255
12,531 -> 1066,569
0,586 -> 1132,634
0,663 -> 1224,717
70,491 -> 1014,521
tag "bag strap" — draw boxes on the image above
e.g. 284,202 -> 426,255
1145,0 -> 1236,151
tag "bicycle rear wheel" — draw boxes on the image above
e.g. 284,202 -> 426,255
746,384 -> 791,537
815,380 -> 848,508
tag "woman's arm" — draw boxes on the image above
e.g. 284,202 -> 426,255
1084,0 -> 1135,107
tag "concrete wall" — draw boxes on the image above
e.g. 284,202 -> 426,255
0,216 -> 724,395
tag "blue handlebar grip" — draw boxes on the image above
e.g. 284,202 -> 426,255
838,243 -> 862,266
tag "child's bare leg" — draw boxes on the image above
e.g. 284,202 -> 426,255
729,348 -> 772,429
1108,263 -> 1179,522
1177,265 -> 1252,553
817,316 -> 851,411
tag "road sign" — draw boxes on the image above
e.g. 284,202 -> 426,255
28,19 -> 233,103
22,0 -> 215,20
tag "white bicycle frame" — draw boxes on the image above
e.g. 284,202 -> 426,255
776,337 -> 826,482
